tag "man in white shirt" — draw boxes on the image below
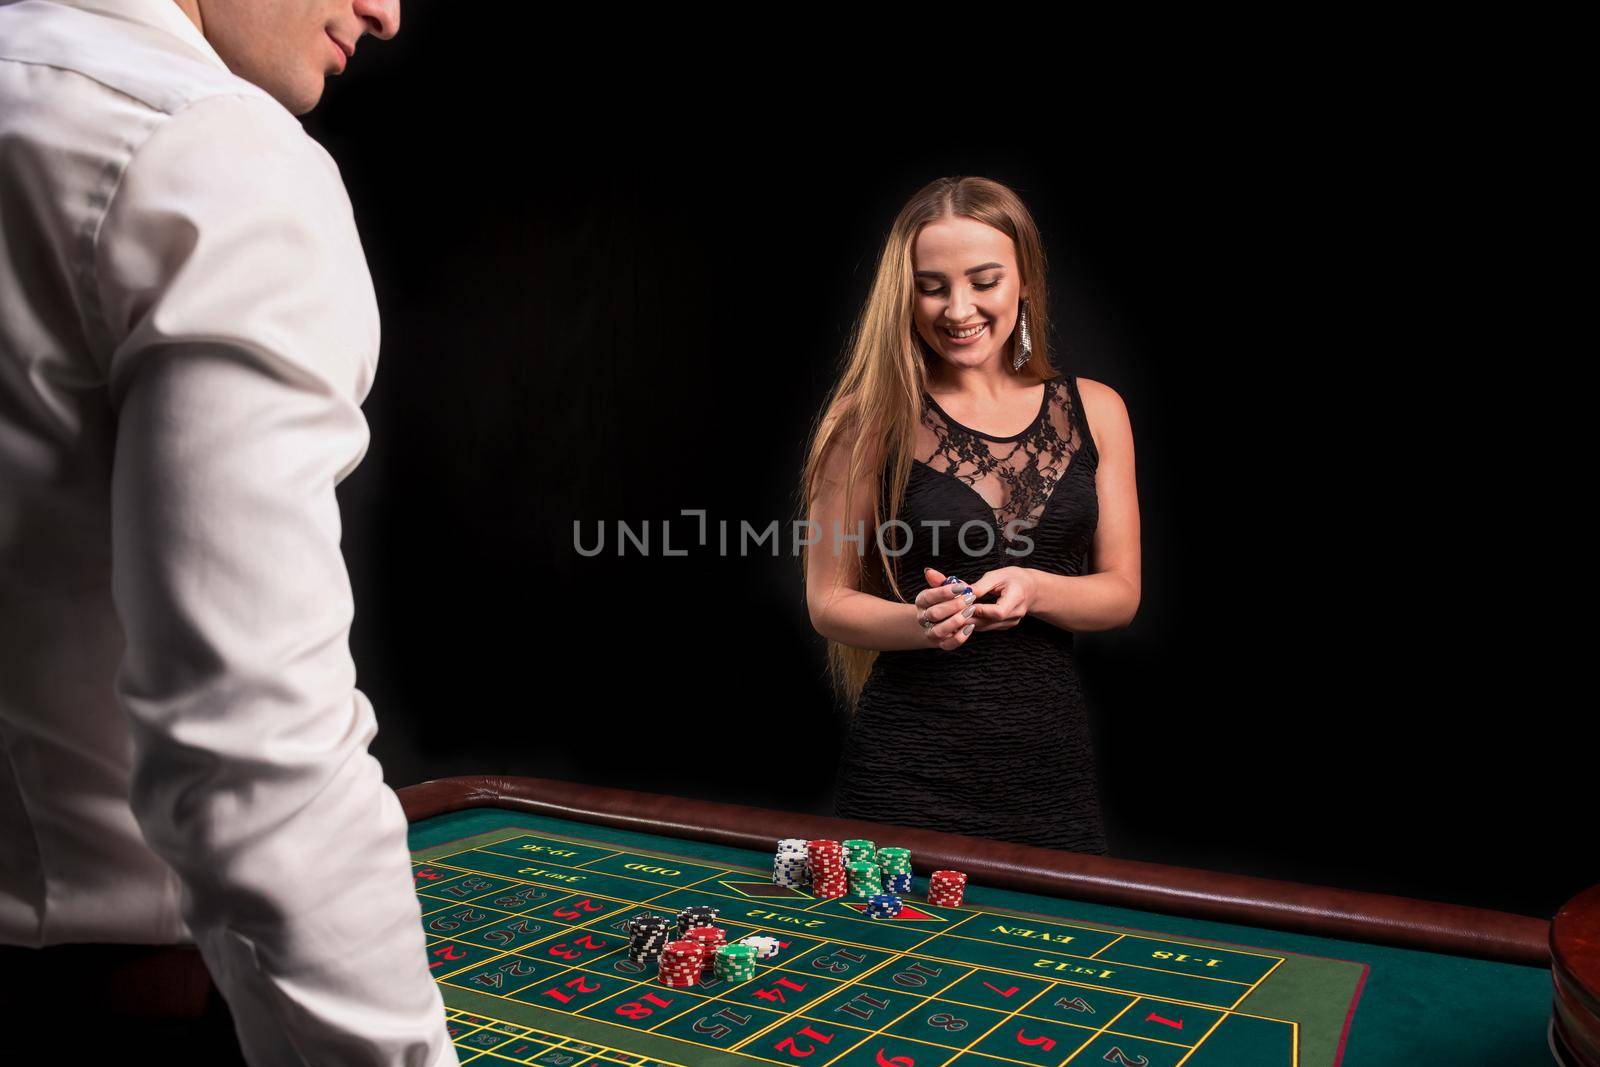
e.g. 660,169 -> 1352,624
0,1 -> 459,1063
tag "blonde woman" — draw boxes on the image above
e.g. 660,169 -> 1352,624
801,176 -> 1141,854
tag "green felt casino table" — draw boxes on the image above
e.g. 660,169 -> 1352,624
402,778 -> 1593,1067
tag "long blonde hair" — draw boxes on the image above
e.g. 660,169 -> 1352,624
798,176 -> 1055,711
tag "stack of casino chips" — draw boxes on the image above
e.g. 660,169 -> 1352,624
773,841 -> 809,889
675,905 -> 719,937
657,940 -> 705,987
807,840 -> 848,899
626,913 -> 672,966
739,934 -> 781,961
865,893 -> 903,919
927,869 -> 968,908
842,839 -> 877,866
876,847 -> 914,895
846,860 -> 883,899
684,925 -> 727,977
712,943 -> 758,983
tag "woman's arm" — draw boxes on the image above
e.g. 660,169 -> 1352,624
1037,377 -> 1142,630
971,378 -> 1142,633
805,422 -> 972,651
1022,570 -> 1139,632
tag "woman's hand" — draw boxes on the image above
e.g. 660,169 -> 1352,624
965,567 -> 1037,632
916,566 -> 978,651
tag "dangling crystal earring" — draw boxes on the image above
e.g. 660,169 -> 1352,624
1013,299 -> 1033,371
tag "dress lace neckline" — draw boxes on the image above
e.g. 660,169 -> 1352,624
921,381 -> 1053,443
913,377 -> 1083,539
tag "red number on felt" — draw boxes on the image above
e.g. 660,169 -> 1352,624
428,945 -> 466,970
546,935 -> 604,960
774,1025 -> 835,1058
615,992 -> 674,1020
754,977 -> 808,1004
982,981 -> 1020,998
542,974 -> 601,1004
553,898 -> 605,920
1016,1029 -> 1057,1051
1143,1011 -> 1183,1030
875,1054 -> 915,1067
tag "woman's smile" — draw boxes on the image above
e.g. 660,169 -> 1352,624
941,320 -> 989,345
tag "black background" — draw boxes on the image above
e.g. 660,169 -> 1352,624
302,14 -> 1587,920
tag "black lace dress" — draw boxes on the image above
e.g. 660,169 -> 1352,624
832,375 -> 1110,854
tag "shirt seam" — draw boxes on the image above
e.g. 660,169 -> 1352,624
0,53 -> 218,113
77,90 -> 284,366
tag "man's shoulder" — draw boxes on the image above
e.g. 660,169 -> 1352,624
0,0 -> 277,118
0,1 -> 333,197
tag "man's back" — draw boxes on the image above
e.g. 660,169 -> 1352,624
0,0 -> 286,946
0,2 -> 455,1062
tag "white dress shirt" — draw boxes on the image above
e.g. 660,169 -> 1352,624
0,2 -> 457,1062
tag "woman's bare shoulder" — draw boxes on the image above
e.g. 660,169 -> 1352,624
1071,376 -> 1132,446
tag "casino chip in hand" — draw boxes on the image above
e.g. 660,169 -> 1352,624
918,566 -> 977,651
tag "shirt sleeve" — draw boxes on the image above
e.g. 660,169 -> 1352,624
92,93 -> 458,1067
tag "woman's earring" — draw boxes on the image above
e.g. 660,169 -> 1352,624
1014,299 -> 1033,371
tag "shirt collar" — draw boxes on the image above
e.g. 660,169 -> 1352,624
49,0 -> 231,72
